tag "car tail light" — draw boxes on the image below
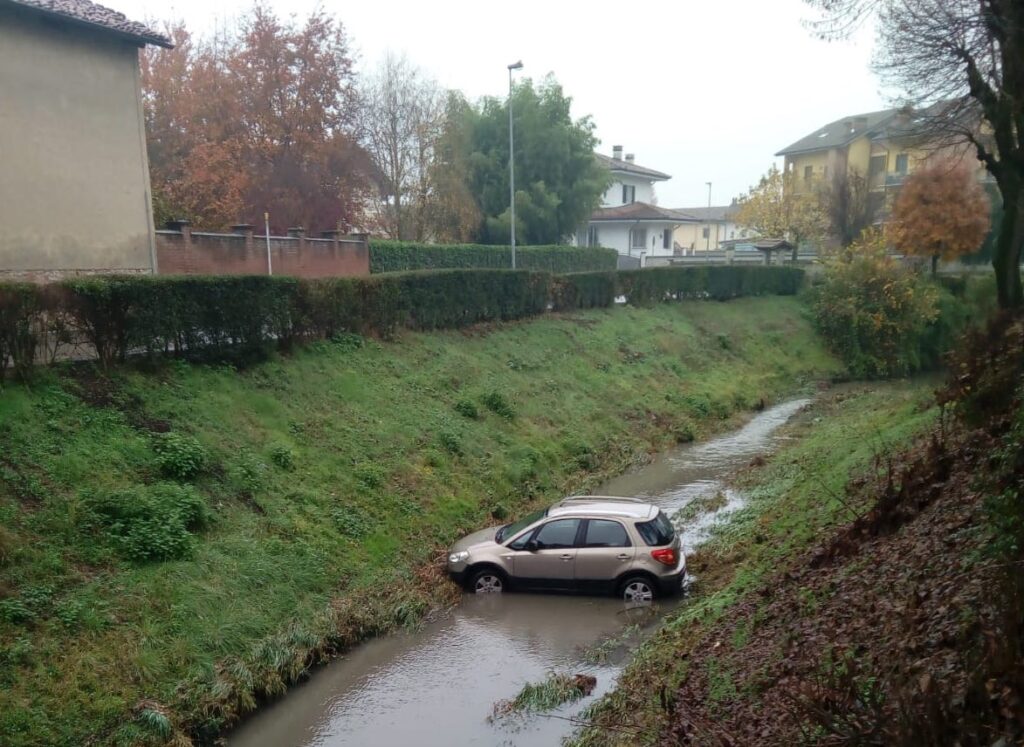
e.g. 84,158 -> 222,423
651,548 -> 677,566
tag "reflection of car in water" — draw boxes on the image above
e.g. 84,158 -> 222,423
447,496 -> 686,602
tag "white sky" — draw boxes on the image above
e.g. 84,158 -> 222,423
114,0 -> 889,208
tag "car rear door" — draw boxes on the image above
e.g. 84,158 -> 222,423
510,518 -> 581,589
574,519 -> 636,592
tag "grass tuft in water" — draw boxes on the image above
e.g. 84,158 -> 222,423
491,672 -> 598,720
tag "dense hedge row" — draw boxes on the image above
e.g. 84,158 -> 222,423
0,265 -> 803,380
369,240 -> 617,274
618,265 -> 805,306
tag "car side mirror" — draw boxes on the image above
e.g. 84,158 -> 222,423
525,540 -> 539,552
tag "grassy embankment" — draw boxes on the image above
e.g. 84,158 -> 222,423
572,381 -> 939,745
0,297 -> 840,746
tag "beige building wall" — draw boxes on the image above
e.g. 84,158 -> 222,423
0,5 -> 155,276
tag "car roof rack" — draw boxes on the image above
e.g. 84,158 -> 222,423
558,495 -> 644,504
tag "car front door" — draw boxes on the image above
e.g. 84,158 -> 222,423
574,519 -> 636,593
510,518 -> 581,589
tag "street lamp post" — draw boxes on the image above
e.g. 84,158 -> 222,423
705,181 -> 712,257
508,60 -> 523,270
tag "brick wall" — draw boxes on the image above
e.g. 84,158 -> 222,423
155,223 -> 369,278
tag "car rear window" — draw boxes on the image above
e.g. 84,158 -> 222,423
635,511 -> 675,546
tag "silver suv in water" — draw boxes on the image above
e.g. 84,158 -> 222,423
447,496 -> 685,602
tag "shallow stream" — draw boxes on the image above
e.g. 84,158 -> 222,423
229,397 -> 811,747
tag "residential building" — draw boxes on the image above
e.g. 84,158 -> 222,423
671,203 -> 751,253
775,104 -> 986,220
0,0 -> 171,281
575,146 -> 697,263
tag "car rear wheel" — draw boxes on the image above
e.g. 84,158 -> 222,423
469,568 -> 505,594
619,575 -> 655,603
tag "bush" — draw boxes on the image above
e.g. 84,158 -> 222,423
59,275 -> 300,367
153,432 -> 207,480
269,444 -> 296,471
83,483 -> 210,562
0,283 -> 44,383
551,272 -> 617,311
808,236 -> 941,379
454,399 -> 479,419
482,391 -> 515,419
369,241 -> 617,274
617,265 -> 804,306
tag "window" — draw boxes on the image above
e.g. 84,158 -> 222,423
587,225 -> 600,247
532,519 -> 581,549
621,184 -> 636,204
804,165 -> 813,181
636,512 -> 675,546
702,226 -> 710,239
499,508 -> 546,544
869,154 -> 888,176
663,229 -> 671,250
629,227 -> 647,249
583,520 -> 630,548
895,153 -> 909,174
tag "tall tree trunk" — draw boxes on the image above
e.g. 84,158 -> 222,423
993,177 -> 1024,309
931,254 -> 938,276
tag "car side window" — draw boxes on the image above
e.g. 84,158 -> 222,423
583,519 -> 631,548
532,519 -> 581,550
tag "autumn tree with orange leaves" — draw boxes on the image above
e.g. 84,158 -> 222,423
888,159 -> 991,275
141,7 -> 372,233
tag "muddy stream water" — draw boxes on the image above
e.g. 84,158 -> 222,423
229,397 -> 811,747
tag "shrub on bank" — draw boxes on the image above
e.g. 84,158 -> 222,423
807,235 -> 967,379
369,240 -> 617,274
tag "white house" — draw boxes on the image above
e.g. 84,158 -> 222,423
575,146 -> 697,265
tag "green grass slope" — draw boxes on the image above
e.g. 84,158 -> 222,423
0,298 -> 840,745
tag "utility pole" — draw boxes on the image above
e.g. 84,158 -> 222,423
507,61 -> 523,269
264,211 -> 273,275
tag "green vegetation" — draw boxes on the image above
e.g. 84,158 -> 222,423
368,241 -> 617,273
0,298 -> 839,745
0,266 -> 804,382
573,381 -> 938,746
491,672 -> 596,720
807,233 -> 993,379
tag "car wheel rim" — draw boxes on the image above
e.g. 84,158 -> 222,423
474,574 -> 503,593
623,581 -> 653,603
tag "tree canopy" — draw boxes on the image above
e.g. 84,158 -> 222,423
457,77 -> 609,245
142,8 -> 370,233
888,159 -> 991,274
735,165 -> 828,253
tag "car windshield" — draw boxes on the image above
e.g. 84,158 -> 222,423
496,508 -> 546,543
636,511 -> 675,546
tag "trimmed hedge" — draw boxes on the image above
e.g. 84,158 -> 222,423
617,265 -> 805,306
369,240 -> 617,274
551,272 -> 618,311
0,265 -> 803,379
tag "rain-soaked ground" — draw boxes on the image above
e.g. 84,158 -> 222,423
229,397 -> 811,747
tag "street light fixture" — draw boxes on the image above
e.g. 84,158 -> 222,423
508,60 -> 524,269
705,181 -> 713,259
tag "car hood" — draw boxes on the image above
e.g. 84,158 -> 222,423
450,526 -> 501,553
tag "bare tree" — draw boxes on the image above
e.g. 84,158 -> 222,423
806,0 -> 1024,308
359,53 -> 445,240
818,167 -> 877,248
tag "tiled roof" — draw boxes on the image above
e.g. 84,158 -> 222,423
6,0 -> 173,47
671,205 -> 738,222
590,202 -> 698,223
775,108 -> 898,156
595,152 -> 671,181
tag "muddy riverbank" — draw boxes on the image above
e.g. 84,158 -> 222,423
228,398 -> 812,747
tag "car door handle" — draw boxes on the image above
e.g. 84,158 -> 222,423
616,554 -> 631,560
560,554 -> 573,560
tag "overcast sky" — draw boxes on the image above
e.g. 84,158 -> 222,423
115,0 -> 890,208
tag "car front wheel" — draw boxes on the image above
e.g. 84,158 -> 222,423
619,576 -> 655,603
469,568 -> 505,594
